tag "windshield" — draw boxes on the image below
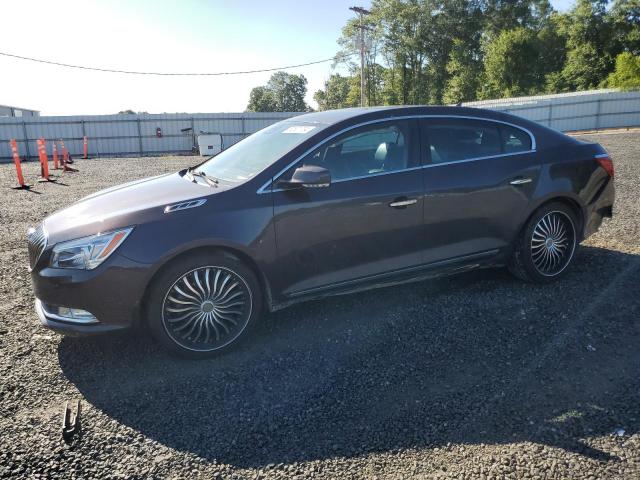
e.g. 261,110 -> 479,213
195,121 -> 322,183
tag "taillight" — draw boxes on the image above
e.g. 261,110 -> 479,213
596,154 -> 614,178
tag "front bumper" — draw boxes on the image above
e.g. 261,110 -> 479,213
30,253 -> 153,336
35,299 -> 128,336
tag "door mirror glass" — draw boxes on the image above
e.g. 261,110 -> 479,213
278,165 -> 331,189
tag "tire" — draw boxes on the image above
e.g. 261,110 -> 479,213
145,251 -> 263,359
508,202 -> 578,283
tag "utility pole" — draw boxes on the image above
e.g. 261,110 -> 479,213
349,6 -> 371,108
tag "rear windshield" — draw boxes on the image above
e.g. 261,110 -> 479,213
196,121 -> 322,183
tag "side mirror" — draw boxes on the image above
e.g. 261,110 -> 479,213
278,165 -> 331,189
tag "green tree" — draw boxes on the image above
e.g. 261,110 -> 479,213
610,0 -> 640,55
336,10 -> 386,106
538,12 -> 569,92
379,66 -> 402,105
246,72 -> 309,112
480,27 -> 540,98
246,87 -> 276,112
371,0 -> 431,105
484,0 -> 554,36
443,38 -> 481,104
321,0 -> 639,105
561,0 -> 615,90
425,0 -> 485,104
605,51 -> 640,88
313,74 -> 358,110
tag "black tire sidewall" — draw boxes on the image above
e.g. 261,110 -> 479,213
519,203 -> 578,283
145,251 -> 262,359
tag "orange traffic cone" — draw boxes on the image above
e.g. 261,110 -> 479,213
83,136 -> 88,159
52,142 -> 60,170
60,140 -> 78,173
37,138 -> 53,182
9,139 -> 30,190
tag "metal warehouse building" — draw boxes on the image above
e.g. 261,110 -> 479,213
0,104 -> 39,118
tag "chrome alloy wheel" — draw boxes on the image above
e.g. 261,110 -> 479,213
530,211 -> 576,277
161,266 -> 252,352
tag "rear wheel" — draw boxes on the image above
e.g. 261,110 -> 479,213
508,202 -> 578,283
146,251 -> 262,358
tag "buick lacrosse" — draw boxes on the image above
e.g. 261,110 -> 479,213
28,106 -> 614,358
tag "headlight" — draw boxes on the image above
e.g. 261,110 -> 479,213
50,227 -> 133,270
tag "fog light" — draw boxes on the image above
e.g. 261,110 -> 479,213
42,302 -> 98,324
58,307 -> 96,321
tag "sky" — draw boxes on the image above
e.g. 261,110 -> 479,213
0,0 -> 575,116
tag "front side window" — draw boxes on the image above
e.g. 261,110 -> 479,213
299,120 -> 413,182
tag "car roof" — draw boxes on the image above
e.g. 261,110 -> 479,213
283,105 -> 572,150
286,105 -> 524,126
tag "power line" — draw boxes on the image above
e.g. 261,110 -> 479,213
0,50 -> 354,76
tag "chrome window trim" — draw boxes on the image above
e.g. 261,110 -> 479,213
422,149 -> 534,169
256,114 -> 537,194
331,166 -> 423,185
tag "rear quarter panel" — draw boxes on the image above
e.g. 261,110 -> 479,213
530,138 -> 612,238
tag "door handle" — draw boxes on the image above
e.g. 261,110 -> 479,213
509,178 -> 532,185
389,198 -> 417,208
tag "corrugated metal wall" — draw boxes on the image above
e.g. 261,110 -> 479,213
464,89 -> 640,132
0,112 -> 300,160
2,89 -> 639,161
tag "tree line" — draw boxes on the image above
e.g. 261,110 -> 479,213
247,0 -> 639,112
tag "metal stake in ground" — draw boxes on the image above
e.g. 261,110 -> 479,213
62,400 -> 82,443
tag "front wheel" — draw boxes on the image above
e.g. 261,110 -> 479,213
508,202 -> 578,283
145,251 -> 262,358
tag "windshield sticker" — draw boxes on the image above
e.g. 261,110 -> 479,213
282,125 -> 316,134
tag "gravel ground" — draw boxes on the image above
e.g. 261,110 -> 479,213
0,133 -> 638,479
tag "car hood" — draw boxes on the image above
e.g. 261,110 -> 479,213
43,172 -> 224,243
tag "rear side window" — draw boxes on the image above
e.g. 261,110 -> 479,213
501,124 -> 532,153
425,120 -> 501,164
424,119 -> 532,164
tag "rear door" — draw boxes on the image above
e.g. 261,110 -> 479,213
419,117 -> 540,263
270,119 -> 426,297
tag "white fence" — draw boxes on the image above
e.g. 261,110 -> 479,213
1,89 -> 639,161
0,112 -> 301,161
464,89 -> 640,132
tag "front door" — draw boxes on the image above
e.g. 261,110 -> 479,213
270,119 -> 425,298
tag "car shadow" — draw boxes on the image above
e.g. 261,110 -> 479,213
58,246 -> 640,468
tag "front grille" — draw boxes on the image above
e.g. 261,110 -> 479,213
27,223 -> 47,269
